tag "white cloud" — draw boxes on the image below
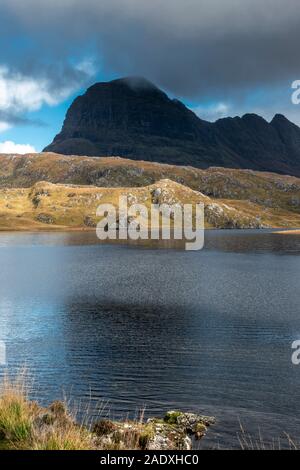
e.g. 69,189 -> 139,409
0,122 -> 11,132
0,59 -> 95,115
0,60 -> 96,133
0,64 -> 88,114
0,140 -> 36,154
192,102 -> 230,122
75,58 -> 97,77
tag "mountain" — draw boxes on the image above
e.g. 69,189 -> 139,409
44,77 -> 300,177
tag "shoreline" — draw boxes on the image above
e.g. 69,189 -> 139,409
274,229 -> 300,235
0,226 -> 96,234
0,376 -> 215,451
0,226 -> 299,234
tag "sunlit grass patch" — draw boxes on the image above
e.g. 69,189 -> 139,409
0,371 -> 33,446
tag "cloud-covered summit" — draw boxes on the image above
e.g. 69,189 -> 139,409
1,0 -> 300,148
1,0 -> 300,98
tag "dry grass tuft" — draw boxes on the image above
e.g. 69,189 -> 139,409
0,371 -> 33,445
30,423 -> 94,450
237,421 -> 299,451
0,372 -> 147,450
0,372 -> 94,450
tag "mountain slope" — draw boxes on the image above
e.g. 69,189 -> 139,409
0,153 -> 300,230
1,177 -> 300,232
44,77 -> 300,177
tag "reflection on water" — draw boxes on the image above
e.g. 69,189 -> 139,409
0,229 -> 299,449
1,228 -> 300,254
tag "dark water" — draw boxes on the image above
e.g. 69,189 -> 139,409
0,230 -> 300,449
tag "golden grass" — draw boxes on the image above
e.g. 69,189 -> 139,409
0,372 -> 148,451
0,372 -> 94,450
0,178 -> 299,232
30,423 -> 94,450
0,153 -> 300,231
0,371 -> 33,446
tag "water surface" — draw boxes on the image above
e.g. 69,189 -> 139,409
0,229 -> 300,449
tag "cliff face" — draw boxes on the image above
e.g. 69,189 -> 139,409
44,77 -> 300,177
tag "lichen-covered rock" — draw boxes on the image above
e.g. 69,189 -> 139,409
164,411 -> 216,440
92,410 -> 215,450
35,213 -> 55,224
83,216 -> 97,227
145,419 -> 191,450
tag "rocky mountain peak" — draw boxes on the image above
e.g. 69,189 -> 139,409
44,77 -> 300,177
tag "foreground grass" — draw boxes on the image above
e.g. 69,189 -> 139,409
0,374 -> 214,451
0,374 -> 33,446
0,374 -> 94,450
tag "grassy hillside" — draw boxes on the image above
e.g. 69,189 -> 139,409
1,153 -> 300,210
0,153 -> 299,231
0,179 -> 299,231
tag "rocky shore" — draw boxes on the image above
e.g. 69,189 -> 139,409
0,388 -> 215,450
91,410 -> 215,450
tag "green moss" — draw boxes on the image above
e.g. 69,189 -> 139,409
138,425 -> 156,450
164,411 -> 183,425
149,418 -> 164,425
195,423 -> 207,434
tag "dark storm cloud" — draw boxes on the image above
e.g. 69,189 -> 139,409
0,111 -> 45,128
0,0 -> 300,101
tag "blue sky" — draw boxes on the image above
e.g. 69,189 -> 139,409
1,101 -> 72,152
0,0 -> 300,153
